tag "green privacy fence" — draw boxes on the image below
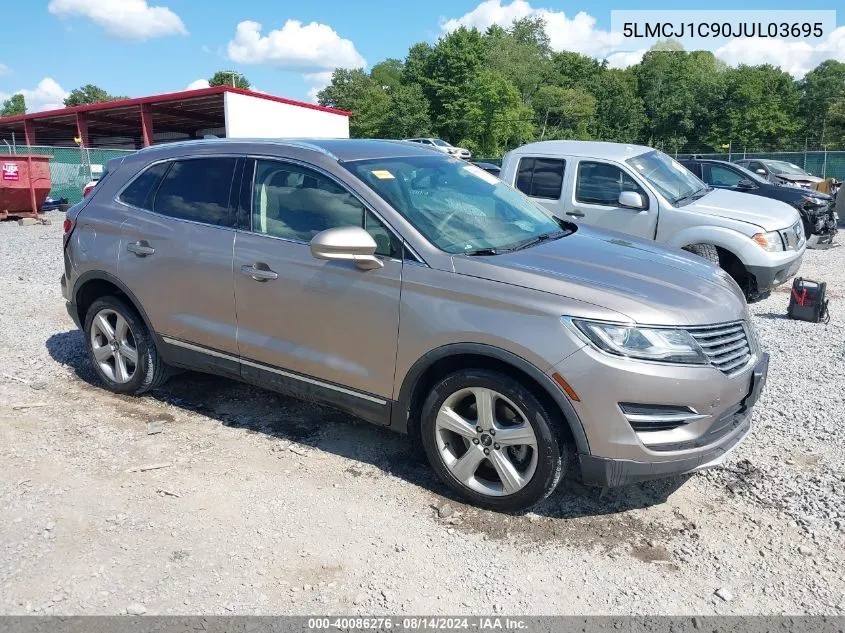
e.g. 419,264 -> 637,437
0,145 -> 136,204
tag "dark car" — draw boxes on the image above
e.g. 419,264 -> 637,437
680,158 -> 837,244
470,161 -> 501,178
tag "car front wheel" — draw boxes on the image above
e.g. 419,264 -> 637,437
420,369 -> 566,512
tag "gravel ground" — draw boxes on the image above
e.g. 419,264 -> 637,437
1,212 -> 844,616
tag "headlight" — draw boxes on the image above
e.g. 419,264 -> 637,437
752,231 -> 784,252
802,195 -> 827,207
570,319 -> 708,364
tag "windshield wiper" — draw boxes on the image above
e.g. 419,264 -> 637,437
505,230 -> 567,252
673,187 -> 709,205
465,248 -> 501,256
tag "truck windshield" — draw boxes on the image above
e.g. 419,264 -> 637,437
627,150 -> 708,205
344,155 -> 568,254
766,161 -> 810,176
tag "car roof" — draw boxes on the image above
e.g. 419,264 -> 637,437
508,140 -> 654,161
134,138 -> 437,162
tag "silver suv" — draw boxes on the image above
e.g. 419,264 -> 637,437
61,139 -> 769,512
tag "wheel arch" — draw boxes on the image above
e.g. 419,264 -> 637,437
393,343 -> 590,454
72,271 -> 157,343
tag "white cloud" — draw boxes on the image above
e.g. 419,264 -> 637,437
605,50 -> 645,69
0,63 -> 11,76
227,20 -> 366,72
48,0 -> 187,41
186,78 -> 211,90
715,26 -> 845,78
0,78 -> 70,113
303,71 -> 333,103
441,0 -> 621,58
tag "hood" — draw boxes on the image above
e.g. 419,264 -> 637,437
686,188 -> 800,231
775,173 -> 823,184
453,226 -> 748,327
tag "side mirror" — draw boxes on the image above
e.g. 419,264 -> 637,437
310,226 -> 384,270
755,169 -> 766,176
618,190 -> 647,210
737,179 -> 755,189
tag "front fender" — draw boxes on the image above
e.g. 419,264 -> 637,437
664,226 -> 759,266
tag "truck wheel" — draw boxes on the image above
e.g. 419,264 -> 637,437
683,243 -> 720,266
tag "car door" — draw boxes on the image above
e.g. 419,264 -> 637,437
117,156 -> 241,357
233,158 -> 403,407
746,161 -> 768,178
568,159 -> 657,240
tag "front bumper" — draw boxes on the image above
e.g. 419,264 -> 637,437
746,251 -> 803,291
556,337 -> 769,487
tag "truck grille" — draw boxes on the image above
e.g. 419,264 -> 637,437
688,321 -> 752,375
780,221 -> 805,250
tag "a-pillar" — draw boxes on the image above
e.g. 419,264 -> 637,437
75,112 -> 90,147
140,103 -> 154,147
24,119 -> 36,146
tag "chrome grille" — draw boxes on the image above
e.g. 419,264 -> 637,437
688,321 -> 752,375
780,221 -> 805,251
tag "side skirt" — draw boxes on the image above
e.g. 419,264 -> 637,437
159,337 -> 395,428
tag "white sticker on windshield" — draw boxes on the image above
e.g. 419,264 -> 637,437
462,164 -> 500,185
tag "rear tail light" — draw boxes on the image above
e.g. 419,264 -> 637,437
83,184 -> 95,197
63,218 -> 73,234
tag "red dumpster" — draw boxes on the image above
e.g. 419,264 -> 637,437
0,154 -> 53,220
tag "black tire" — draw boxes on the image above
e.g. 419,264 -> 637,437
683,243 -> 720,265
83,296 -> 168,395
420,369 -> 566,512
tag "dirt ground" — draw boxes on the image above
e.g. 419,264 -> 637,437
1,213 -> 843,615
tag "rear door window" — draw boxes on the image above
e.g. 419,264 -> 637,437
151,158 -> 237,226
703,164 -> 743,187
514,157 -> 566,200
119,162 -> 170,210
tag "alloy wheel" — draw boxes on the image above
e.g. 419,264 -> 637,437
89,308 -> 139,384
434,387 -> 538,497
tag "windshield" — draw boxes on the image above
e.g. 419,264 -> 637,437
344,155 -> 567,254
432,139 -> 452,147
766,161 -> 810,176
627,150 -> 707,205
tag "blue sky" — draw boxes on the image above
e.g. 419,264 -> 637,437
1,0 -> 843,112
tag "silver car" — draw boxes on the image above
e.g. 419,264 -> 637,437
61,139 -> 768,512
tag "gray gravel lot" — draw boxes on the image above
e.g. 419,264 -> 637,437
1,212 -> 843,615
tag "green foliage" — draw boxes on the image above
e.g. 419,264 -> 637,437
63,84 -> 128,107
209,70 -> 251,90
314,18 -> 841,156
1,93 -> 25,116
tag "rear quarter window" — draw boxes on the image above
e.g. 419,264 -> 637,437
118,162 -> 170,210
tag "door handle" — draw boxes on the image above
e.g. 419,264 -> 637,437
126,241 -> 155,257
566,211 -> 586,218
240,263 -> 278,282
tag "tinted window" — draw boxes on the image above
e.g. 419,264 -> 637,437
703,164 -> 743,187
151,158 -> 236,226
747,161 -> 765,172
515,158 -> 566,200
576,161 -> 647,206
119,162 -> 170,210
252,160 -> 399,258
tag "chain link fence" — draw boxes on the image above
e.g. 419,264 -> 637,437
0,145 -> 136,204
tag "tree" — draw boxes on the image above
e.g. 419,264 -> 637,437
461,69 -> 534,156
317,69 -> 390,137
382,84 -> 431,138
799,60 -> 845,136
1,93 -> 25,116
370,59 -> 404,90
484,17 -> 552,106
64,84 -> 127,107
209,70 -> 251,90
533,85 -> 595,139
590,70 -> 645,143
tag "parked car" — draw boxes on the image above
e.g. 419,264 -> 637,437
404,137 -> 471,160
500,141 -> 805,301
734,158 -> 823,189
62,139 -> 768,511
471,161 -> 501,177
680,157 -> 838,246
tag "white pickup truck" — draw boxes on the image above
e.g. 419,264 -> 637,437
500,141 -> 805,300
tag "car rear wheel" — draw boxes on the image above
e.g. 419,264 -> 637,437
420,369 -> 566,512
83,296 -> 168,395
